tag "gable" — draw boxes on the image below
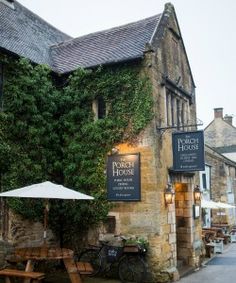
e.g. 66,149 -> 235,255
150,3 -> 195,94
204,118 -> 236,148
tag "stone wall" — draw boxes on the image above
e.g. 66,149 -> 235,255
205,147 -> 236,226
205,111 -> 236,148
105,5 -> 201,282
5,210 -> 57,248
0,240 -> 13,267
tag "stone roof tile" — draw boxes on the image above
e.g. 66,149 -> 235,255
0,0 -> 71,65
50,14 -> 161,73
0,0 -> 162,74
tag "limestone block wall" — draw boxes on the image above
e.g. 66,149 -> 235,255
108,139 -> 178,281
205,116 -> 236,148
6,210 -> 57,247
0,240 -> 13,267
205,148 -> 236,226
175,182 -> 202,267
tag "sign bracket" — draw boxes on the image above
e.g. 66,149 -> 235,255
156,118 -> 203,136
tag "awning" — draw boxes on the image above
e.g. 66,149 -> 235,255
201,199 -> 235,209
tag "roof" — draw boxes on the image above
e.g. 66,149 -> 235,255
0,0 -> 71,66
205,144 -> 236,167
0,0 -> 163,74
50,14 -> 162,74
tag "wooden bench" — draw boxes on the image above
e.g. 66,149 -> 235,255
76,261 -> 94,276
0,268 -> 45,282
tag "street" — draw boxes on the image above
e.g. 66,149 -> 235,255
80,244 -> 236,283
179,243 -> 236,283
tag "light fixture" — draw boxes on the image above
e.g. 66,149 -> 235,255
164,183 -> 175,205
194,185 -> 201,202
111,147 -> 119,155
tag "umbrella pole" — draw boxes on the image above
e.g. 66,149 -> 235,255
43,199 -> 49,247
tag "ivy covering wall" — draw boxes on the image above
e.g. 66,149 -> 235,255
0,56 -> 153,243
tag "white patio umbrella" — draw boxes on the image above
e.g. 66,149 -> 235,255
201,199 -> 220,209
0,181 -> 94,245
216,202 -> 235,209
201,199 -> 235,209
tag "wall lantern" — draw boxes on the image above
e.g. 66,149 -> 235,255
164,183 -> 175,205
194,185 -> 201,202
111,147 -> 119,155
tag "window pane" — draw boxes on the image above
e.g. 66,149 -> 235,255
202,173 -> 207,189
97,96 -> 106,119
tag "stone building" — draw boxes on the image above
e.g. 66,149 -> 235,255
200,145 -> 236,227
205,108 -> 236,162
201,108 -> 236,228
0,1 -> 203,281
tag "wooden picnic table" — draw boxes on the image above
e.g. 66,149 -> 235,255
211,224 -> 230,232
203,227 -> 231,244
13,246 -> 82,283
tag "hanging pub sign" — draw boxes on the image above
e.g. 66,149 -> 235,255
172,130 -> 205,172
107,153 -> 140,201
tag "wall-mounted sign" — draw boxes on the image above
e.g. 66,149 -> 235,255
193,204 -> 200,219
107,153 -> 140,201
172,130 -> 205,172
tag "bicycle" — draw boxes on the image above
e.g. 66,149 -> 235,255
76,235 -> 147,283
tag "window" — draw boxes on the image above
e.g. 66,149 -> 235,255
176,99 -> 180,129
219,164 -> 226,177
202,173 -> 207,190
227,178 -> 233,193
104,216 -> 116,233
181,102 -> 185,127
92,96 -> 106,120
171,94 -> 175,126
166,92 -> 170,126
166,89 -> 188,129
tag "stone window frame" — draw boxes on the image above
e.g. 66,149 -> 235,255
165,88 -> 189,130
92,96 -> 107,120
227,176 -> 233,193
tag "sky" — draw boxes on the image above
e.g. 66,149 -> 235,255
18,0 -> 236,128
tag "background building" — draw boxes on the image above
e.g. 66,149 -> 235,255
205,108 -> 236,162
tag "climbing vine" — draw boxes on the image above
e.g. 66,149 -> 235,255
0,55 -> 153,244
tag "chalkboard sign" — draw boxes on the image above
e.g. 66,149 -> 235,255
107,153 -> 140,201
172,130 -> 205,172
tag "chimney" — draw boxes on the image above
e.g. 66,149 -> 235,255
214,108 -> 223,119
224,115 -> 233,125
